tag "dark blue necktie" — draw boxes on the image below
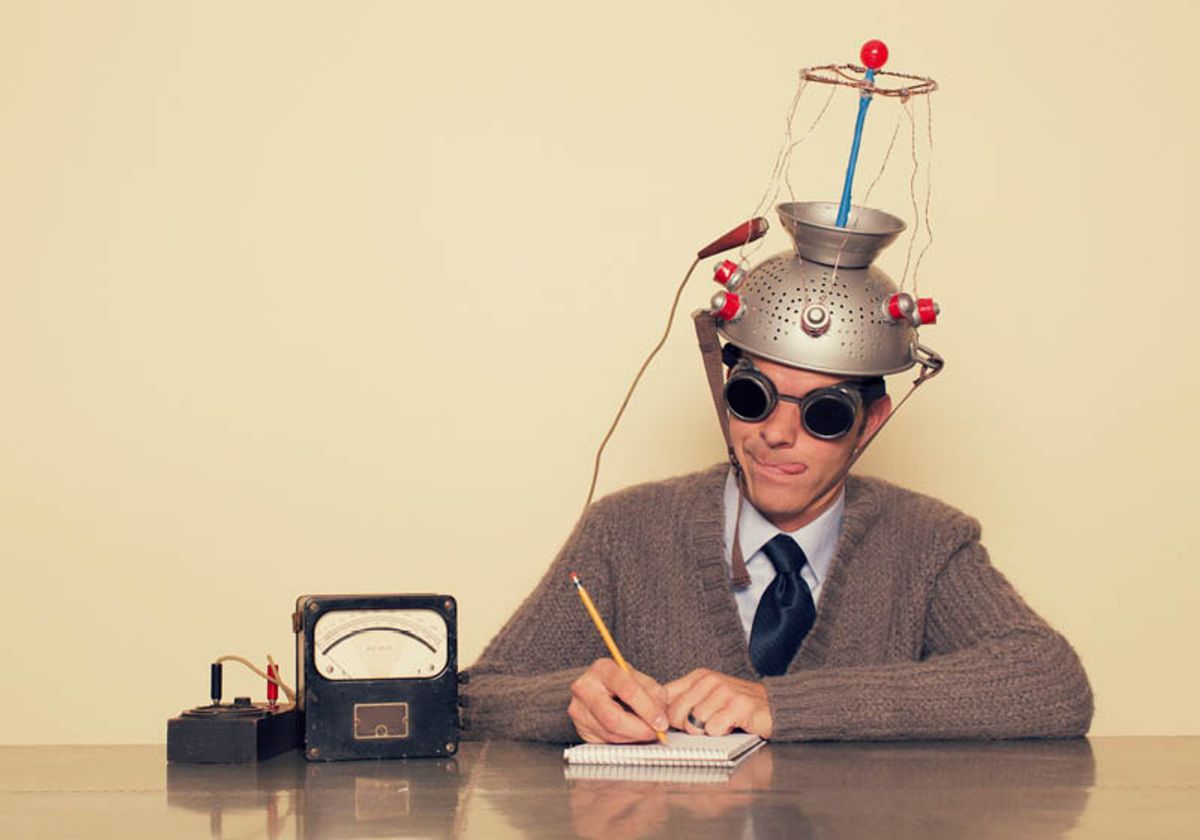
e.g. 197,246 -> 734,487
749,534 -> 816,676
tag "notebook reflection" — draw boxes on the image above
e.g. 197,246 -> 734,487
556,739 -> 1095,840
567,747 -> 776,840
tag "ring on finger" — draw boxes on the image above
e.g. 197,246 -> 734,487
687,712 -> 705,729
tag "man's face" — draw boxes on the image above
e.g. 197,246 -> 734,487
728,355 -> 891,531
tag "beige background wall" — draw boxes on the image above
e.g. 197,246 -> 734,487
1,1 -> 1196,743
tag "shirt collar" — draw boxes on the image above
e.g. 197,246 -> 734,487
723,468 -> 845,586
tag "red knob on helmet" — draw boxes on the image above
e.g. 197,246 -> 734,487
916,297 -> 940,325
713,259 -> 746,291
711,291 -> 744,322
886,292 -> 913,322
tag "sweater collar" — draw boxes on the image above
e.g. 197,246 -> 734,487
689,464 -> 884,676
722,468 -> 845,586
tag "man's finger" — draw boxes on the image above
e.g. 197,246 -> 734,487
664,668 -> 709,702
573,662 -> 662,742
571,688 -> 651,744
632,669 -> 670,707
666,671 -> 721,731
698,695 -> 745,737
593,692 -> 660,742
610,668 -> 669,733
569,698 -> 612,744
690,684 -> 731,731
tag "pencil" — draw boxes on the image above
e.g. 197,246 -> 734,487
570,572 -> 669,745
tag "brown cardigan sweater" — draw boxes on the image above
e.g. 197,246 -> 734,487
462,465 -> 1093,742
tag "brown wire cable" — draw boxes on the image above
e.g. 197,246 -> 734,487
582,257 -> 701,512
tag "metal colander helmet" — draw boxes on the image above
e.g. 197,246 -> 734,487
711,201 -> 941,377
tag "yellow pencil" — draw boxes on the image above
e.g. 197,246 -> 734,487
570,572 -> 669,745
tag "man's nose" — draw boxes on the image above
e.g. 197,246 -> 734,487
759,400 -> 800,447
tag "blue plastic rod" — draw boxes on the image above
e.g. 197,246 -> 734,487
835,68 -> 876,228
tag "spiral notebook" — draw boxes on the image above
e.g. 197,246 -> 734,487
562,732 -> 764,769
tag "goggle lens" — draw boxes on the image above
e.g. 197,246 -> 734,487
724,377 -> 771,422
723,367 -> 863,440
803,394 -> 857,439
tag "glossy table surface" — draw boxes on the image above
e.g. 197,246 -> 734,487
1,738 -> 1197,838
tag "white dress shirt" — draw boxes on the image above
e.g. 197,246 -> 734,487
722,468 -> 845,640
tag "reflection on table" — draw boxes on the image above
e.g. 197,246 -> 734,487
166,754 -> 463,838
469,739 -> 1096,839
163,737 -> 1098,838
4,737 -> 1198,838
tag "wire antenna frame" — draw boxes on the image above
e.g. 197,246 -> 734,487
746,56 -> 938,295
803,63 -> 938,98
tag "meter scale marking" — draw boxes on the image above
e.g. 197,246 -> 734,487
321,626 -> 436,655
313,608 -> 448,680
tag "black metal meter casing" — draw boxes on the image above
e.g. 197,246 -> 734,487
294,594 -> 458,761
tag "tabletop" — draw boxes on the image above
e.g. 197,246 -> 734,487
1,737 -> 1197,839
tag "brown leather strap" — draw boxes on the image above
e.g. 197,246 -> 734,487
693,310 -> 751,588
728,492 -> 750,588
693,310 -> 732,451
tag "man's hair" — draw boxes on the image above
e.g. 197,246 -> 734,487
721,343 -> 888,407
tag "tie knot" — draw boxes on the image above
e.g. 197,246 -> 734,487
762,534 -> 808,576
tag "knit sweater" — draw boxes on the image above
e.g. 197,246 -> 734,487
462,465 -> 1093,742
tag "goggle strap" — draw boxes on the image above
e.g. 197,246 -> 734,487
832,356 -> 946,488
729,491 -> 750,588
694,309 -> 733,452
694,310 -> 751,588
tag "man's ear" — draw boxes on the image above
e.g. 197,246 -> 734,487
859,394 -> 893,442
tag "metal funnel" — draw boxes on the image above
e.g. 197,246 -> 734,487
777,201 -> 905,268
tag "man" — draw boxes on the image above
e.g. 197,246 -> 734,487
461,205 -> 1093,743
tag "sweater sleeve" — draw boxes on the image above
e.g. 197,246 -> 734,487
460,502 -> 623,743
763,532 -> 1094,741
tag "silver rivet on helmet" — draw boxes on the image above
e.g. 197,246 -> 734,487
801,303 -> 831,336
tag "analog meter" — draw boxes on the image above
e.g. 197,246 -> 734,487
294,594 -> 459,761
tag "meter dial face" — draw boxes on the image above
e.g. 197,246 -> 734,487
313,608 -> 448,680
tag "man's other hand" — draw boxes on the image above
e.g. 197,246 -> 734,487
569,658 -> 669,744
665,669 -> 773,739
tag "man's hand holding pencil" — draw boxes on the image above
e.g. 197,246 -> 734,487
568,657 -> 670,744
568,572 -> 774,744
569,573 -> 670,744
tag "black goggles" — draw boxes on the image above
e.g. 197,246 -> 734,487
723,363 -> 886,440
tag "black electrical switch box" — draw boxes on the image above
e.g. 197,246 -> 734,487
167,699 -> 300,763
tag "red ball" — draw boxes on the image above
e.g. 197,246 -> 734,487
860,39 -> 889,70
